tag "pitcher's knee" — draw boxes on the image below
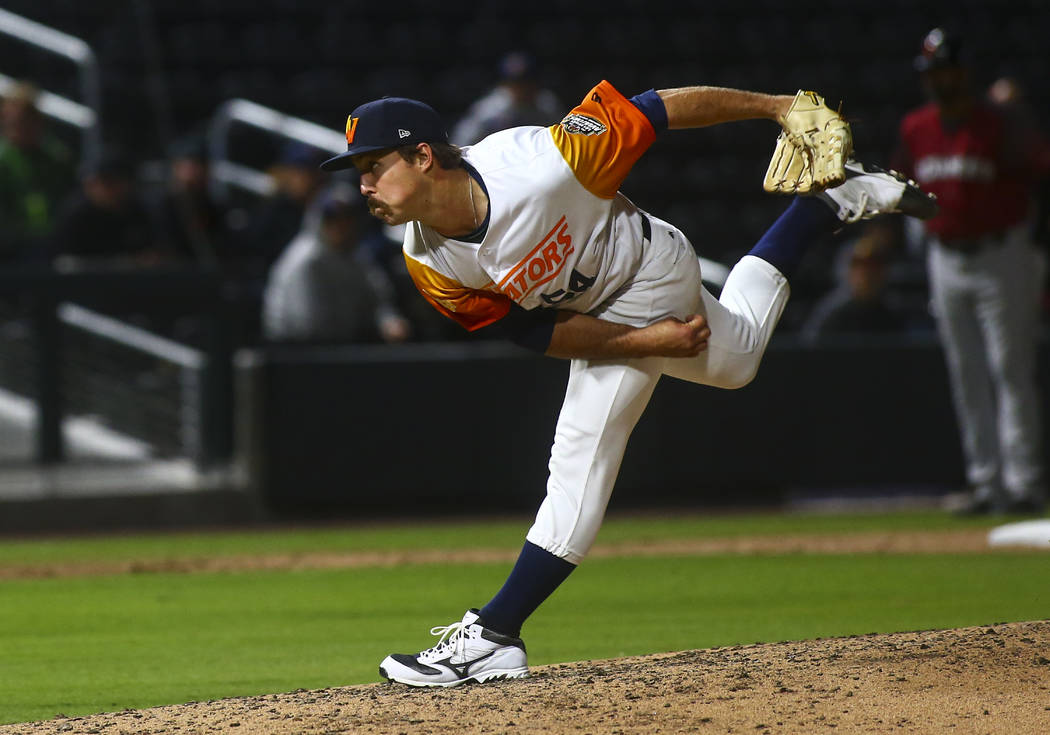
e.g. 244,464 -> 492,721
707,357 -> 761,390
721,369 -> 758,390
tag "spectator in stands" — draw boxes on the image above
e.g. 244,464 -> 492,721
51,147 -> 166,270
801,226 -> 907,342
0,81 -> 76,264
243,141 -> 328,273
262,184 -> 411,344
451,51 -> 563,146
893,28 -> 1050,515
214,143 -> 335,346
150,134 -> 230,267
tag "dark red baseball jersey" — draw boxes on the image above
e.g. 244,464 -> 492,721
894,102 -> 1049,240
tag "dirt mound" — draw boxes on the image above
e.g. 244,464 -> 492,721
5,621 -> 1048,734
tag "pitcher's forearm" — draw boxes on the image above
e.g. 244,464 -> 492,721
658,86 -> 793,129
545,312 -> 709,360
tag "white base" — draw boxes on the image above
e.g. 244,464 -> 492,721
987,520 -> 1050,549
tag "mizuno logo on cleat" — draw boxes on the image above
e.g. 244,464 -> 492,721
433,651 -> 496,679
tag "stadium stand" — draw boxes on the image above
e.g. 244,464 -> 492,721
0,1 -> 1047,527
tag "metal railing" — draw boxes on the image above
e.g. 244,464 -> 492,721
56,303 -> 211,462
207,97 -> 345,198
0,268 -> 234,469
0,7 -> 102,160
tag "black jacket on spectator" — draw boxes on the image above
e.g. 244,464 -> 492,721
52,191 -> 156,261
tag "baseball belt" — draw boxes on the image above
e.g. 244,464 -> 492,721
938,230 -> 1009,255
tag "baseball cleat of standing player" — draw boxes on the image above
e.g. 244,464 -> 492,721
819,160 -> 939,223
379,610 -> 528,687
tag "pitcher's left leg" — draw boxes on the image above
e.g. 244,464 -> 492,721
661,196 -> 832,388
662,256 -> 789,388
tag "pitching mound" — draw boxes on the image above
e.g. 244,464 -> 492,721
4,620 -> 1048,734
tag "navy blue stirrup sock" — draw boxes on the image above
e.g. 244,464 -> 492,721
479,541 -> 576,638
746,197 -> 839,280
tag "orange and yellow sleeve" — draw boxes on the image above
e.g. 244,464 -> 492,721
404,254 -> 512,332
549,80 -> 657,199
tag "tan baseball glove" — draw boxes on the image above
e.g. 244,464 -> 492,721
763,90 -> 852,195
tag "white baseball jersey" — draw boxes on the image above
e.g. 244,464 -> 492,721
399,80 -> 792,563
402,80 -> 654,330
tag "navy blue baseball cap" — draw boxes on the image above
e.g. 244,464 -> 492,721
320,97 -> 448,171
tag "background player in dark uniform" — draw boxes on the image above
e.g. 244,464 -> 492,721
894,28 -> 1050,515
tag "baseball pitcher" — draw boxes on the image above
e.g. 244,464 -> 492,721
320,79 -> 937,687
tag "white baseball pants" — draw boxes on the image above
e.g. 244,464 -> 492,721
927,225 -> 1046,501
526,217 -> 790,563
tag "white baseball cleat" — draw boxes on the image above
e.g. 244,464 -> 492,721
819,160 -> 939,223
379,609 -> 529,687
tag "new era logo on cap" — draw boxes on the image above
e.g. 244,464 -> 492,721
321,97 -> 448,171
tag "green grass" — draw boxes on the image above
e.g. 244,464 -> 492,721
0,511 -> 1045,725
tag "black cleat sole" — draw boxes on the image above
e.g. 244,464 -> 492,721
899,185 -> 940,220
